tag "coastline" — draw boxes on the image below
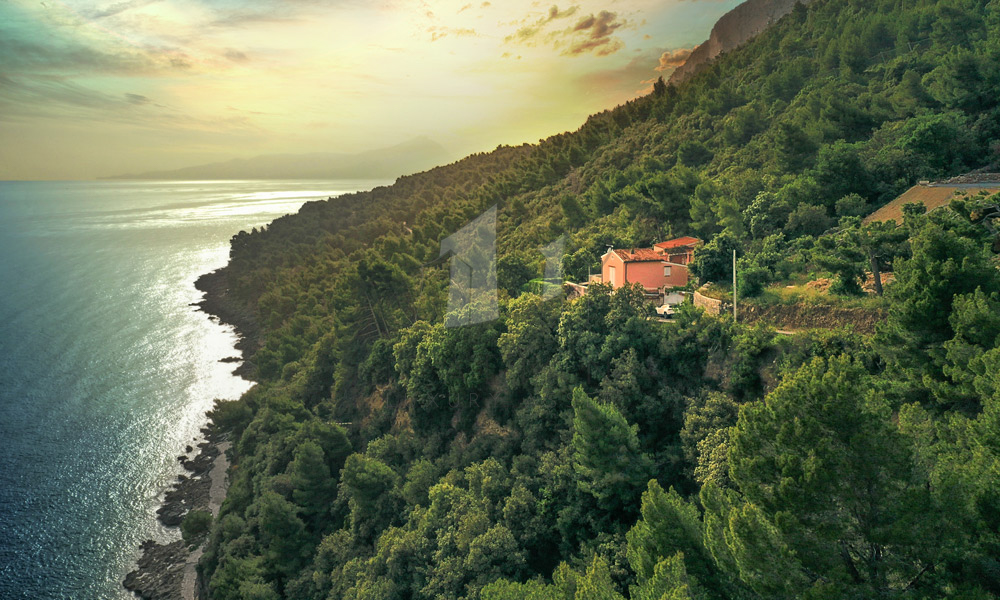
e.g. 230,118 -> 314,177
194,268 -> 262,380
124,266 -> 260,600
123,427 -> 228,600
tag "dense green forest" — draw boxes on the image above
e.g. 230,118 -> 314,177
197,0 -> 1000,598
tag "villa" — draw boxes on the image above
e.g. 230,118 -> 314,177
595,236 -> 701,303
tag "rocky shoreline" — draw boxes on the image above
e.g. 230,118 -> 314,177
125,267 -> 261,600
123,428 -> 228,600
194,268 -> 262,379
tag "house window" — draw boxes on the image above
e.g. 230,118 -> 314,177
663,265 -> 672,277
608,265 -> 617,286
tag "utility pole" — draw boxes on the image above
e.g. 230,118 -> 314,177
732,249 -> 737,322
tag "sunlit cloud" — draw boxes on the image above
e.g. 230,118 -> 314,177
656,47 -> 696,71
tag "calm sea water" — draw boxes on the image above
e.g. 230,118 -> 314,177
0,180 -> 382,599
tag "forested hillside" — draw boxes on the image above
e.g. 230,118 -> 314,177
197,0 -> 1000,598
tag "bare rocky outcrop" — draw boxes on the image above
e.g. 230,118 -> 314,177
669,0 -> 814,86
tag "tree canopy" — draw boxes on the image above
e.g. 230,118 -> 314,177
197,0 -> 1000,598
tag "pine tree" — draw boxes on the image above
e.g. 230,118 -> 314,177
287,441 -> 334,523
626,481 -> 714,595
879,222 -> 1000,397
718,356 -> 946,597
571,387 -> 652,516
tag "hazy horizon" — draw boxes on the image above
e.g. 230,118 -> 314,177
0,0 -> 741,181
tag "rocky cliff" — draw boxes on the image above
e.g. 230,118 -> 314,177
669,0 -> 814,85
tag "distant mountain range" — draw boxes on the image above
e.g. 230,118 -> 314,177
105,137 -> 451,180
669,0 -> 815,85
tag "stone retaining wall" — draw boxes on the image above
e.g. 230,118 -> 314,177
693,290 -> 729,315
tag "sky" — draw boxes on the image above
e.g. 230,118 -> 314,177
0,0 -> 742,180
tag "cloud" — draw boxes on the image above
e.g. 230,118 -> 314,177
124,92 -> 152,104
656,47 -> 695,71
574,44 -> 686,97
0,12 -> 202,78
0,35 -> 157,75
0,75 -> 134,117
427,25 -> 479,42
206,5 -> 301,28
547,5 -> 579,21
575,48 -> 657,93
84,0 -> 160,20
504,4 -> 578,44
223,48 -> 249,62
202,0 -> 373,28
505,6 -> 627,57
0,72 -> 265,137
506,24 -> 540,43
562,10 -> 625,56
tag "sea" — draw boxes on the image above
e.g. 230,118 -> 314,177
0,180 -> 384,599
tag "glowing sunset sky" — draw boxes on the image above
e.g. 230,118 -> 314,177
0,0 -> 741,180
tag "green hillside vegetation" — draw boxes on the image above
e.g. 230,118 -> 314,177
198,0 -> 1000,598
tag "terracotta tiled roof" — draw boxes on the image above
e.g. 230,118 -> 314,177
654,236 -> 702,250
613,248 -> 665,262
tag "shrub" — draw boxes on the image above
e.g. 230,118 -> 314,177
181,510 -> 214,545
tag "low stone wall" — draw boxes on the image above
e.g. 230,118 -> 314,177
563,282 -> 587,300
693,290 -> 728,315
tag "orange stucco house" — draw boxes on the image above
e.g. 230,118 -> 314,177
599,236 -> 701,300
